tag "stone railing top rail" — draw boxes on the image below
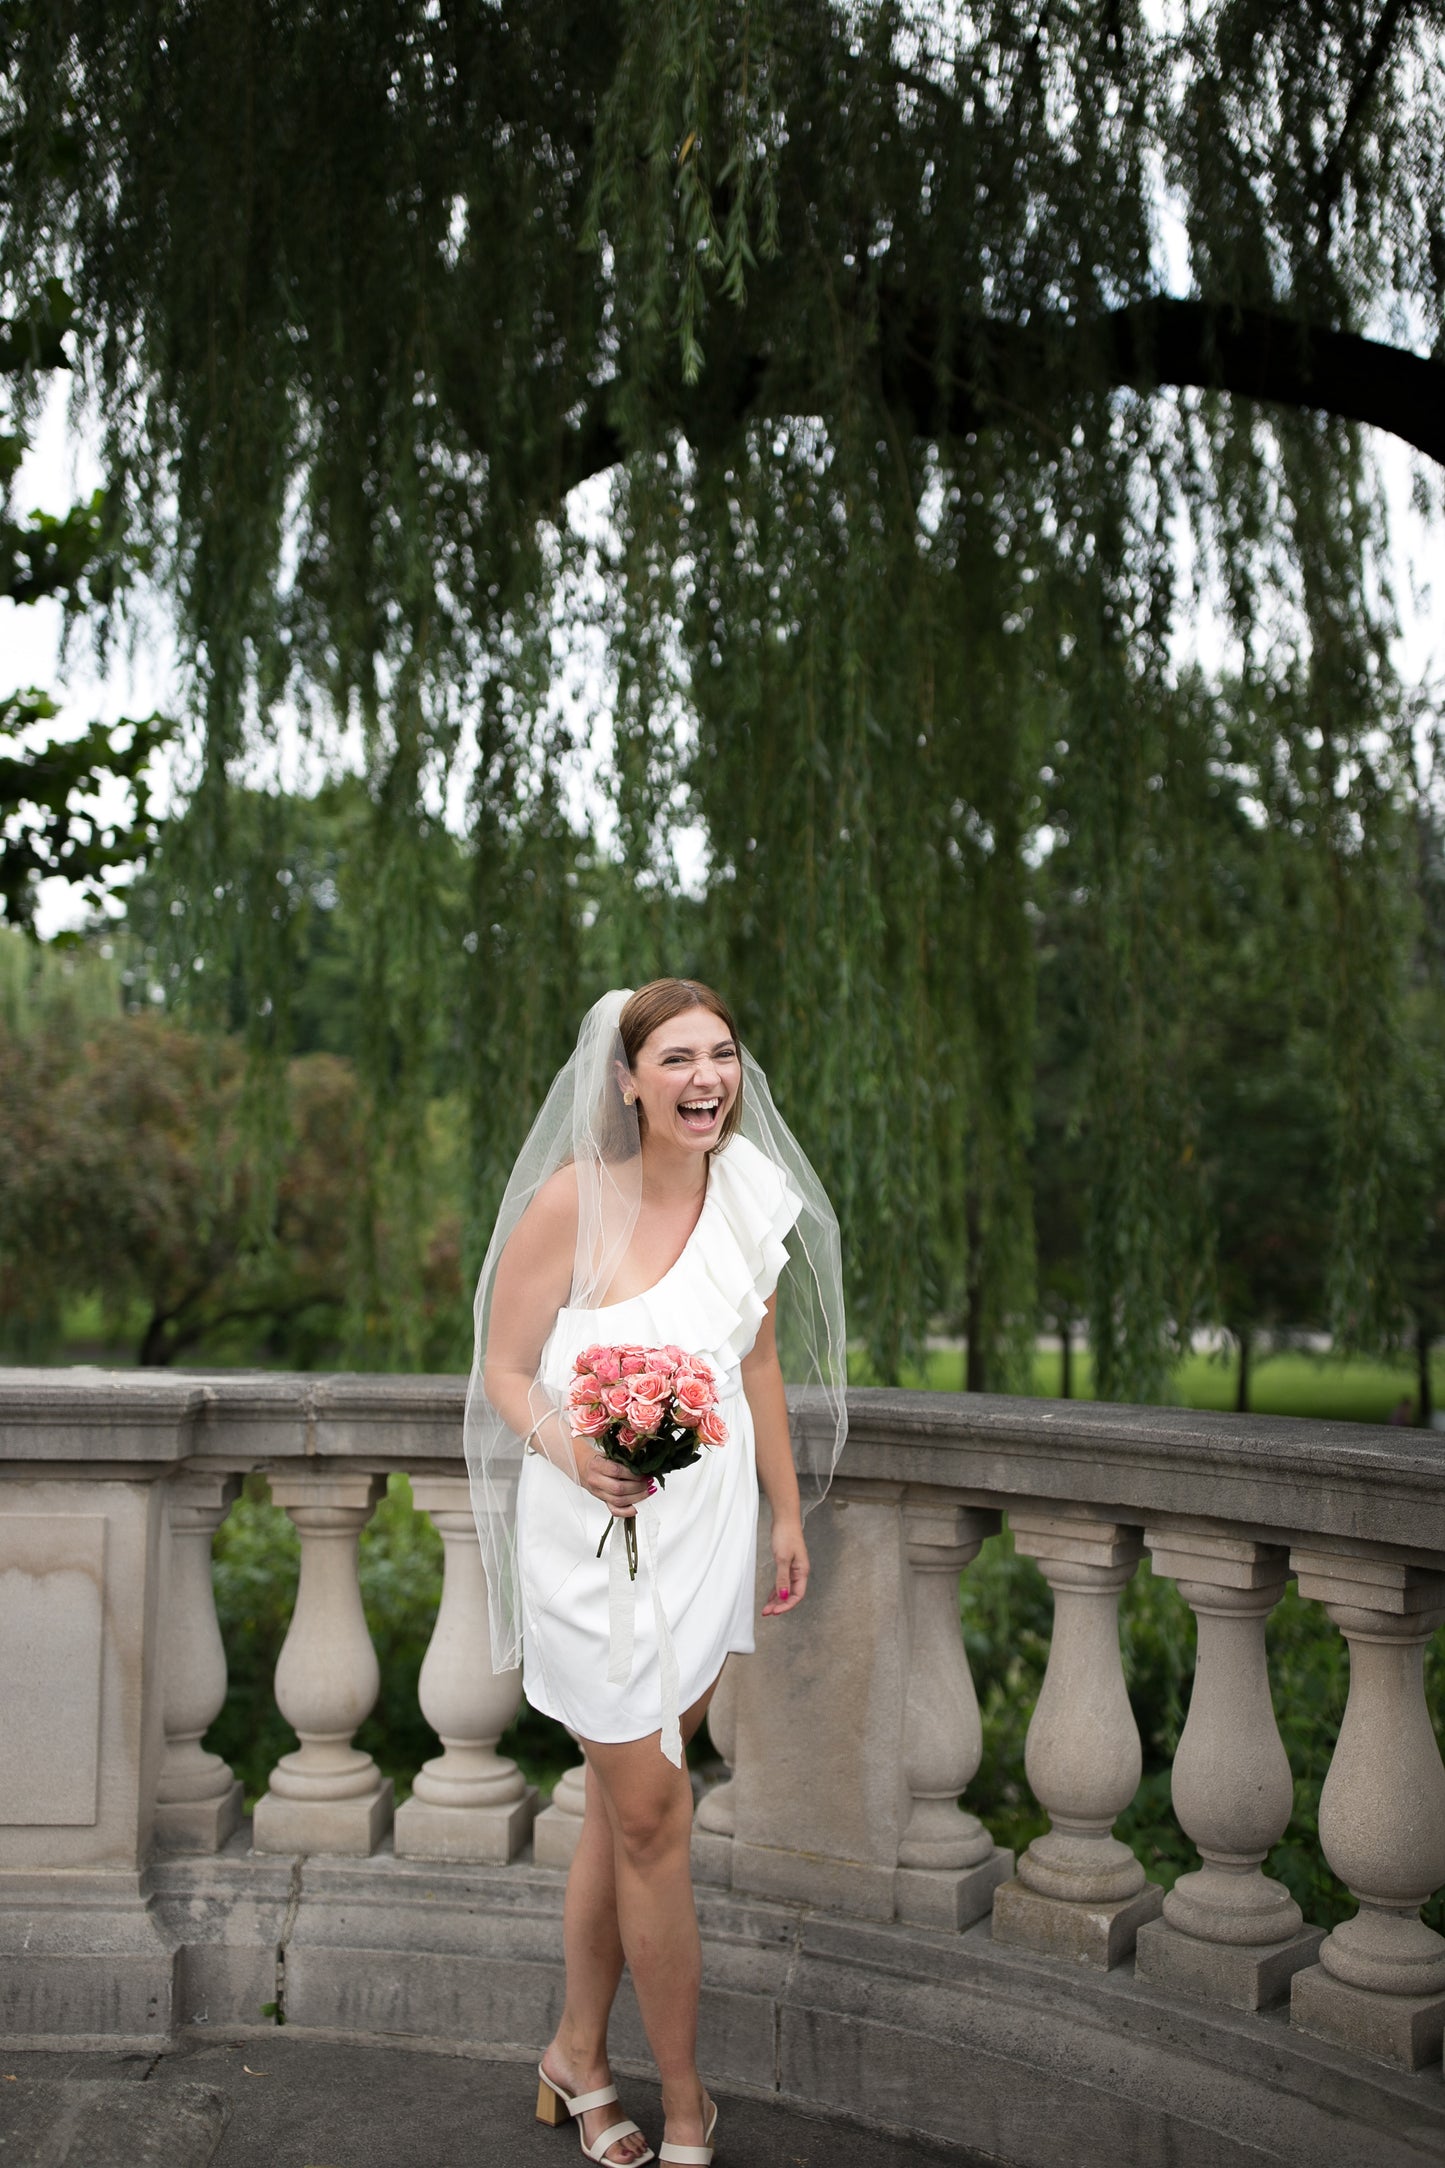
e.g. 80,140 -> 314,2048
2,1367 -> 1443,1563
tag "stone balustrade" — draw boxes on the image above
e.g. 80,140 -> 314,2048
2,1370 -> 1445,2165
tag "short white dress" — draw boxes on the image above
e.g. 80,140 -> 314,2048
516,1134 -> 802,1747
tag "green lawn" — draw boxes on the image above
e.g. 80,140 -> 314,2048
851,1344 -> 1445,1427
40,1299 -> 1445,1428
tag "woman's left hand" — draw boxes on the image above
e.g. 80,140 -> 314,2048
762,1518 -> 809,1616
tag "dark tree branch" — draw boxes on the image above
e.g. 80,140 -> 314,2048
139,1288 -> 343,1367
922,298 -> 1445,467
1315,0 -> 1415,242
560,295 -> 1445,487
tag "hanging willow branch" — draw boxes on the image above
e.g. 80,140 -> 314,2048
2,0 -> 1441,1382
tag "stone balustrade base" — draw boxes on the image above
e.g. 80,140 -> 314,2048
0,1871 -> 181,2051
992,1874 -> 1164,1968
690,1827 -> 735,1888
154,1778 -> 245,1857
731,1838 -> 896,1920
1135,1916 -> 1324,2013
252,1779 -> 395,1859
531,1800 -> 584,1869
1290,1960 -> 1445,2072
5,1837 -> 1436,2168
896,1846 -> 1014,1931
683,1832 -> 1012,1930
393,1787 -> 538,1865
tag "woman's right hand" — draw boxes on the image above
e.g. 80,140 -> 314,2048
575,1439 -> 654,1518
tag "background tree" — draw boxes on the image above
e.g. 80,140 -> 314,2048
1386,769 -> 1445,1421
2,2 -> 1442,1383
1190,785 -> 1337,1411
1,282 -> 170,931
0,985 -> 435,1367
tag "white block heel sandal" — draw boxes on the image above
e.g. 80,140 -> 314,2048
659,2096 -> 718,2166
535,2064 -> 656,2167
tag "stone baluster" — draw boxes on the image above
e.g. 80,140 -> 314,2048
394,1477 -> 537,1863
993,1513 -> 1162,1966
1288,1549 -> 1445,2069
692,1656 -> 741,1888
253,1470 -> 394,1856
895,1501 -> 1013,1929
1134,1530 -> 1322,2008
154,1469 -> 244,1852
534,1744 -> 589,1869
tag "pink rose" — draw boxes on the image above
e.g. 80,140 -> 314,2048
627,1398 -> 664,1436
577,1344 -> 608,1373
614,1424 -> 640,1453
662,1343 -> 689,1368
591,1349 -> 622,1385
571,1404 -> 612,1437
672,1403 -> 703,1428
673,1368 -> 715,1415
620,1351 -> 648,1377
603,1383 -> 631,1416
698,1405 -> 728,1447
627,1370 -> 669,1422
568,1371 -> 602,1405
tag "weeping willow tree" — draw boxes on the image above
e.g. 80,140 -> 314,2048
2,0 -> 1443,1385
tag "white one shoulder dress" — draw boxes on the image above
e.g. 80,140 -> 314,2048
516,1134 -> 802,1756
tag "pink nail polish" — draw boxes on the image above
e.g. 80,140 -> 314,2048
777,1587 -> 788,1600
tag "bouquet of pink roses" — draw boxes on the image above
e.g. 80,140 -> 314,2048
567,1341 -> 729,1580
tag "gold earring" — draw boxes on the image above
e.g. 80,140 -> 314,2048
623,1089 -> 636,1107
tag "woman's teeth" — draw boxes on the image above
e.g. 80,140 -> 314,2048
679,1098 -> 720,1126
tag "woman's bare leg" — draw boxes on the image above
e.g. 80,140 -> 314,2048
543,1763 -> 649,2164
580,1680 -> 719,2153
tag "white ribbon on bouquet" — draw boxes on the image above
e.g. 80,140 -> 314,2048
605,1495 -> 683,1766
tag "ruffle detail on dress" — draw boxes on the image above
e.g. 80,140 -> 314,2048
538,1133 -> 803,1392
666,1134 -> 803,1370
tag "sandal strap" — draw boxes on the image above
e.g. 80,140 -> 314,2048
658,2147 -> 713,2165
584,2118 -> 645,2160
563,2083 -> 621,2114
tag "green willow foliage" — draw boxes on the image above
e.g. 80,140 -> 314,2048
3,2 -> 1443,1381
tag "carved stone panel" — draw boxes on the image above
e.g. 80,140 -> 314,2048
0,1515 -> 106,1826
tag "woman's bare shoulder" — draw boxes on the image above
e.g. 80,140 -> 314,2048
505,1163 -> 581,1265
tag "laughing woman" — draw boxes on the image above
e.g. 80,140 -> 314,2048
466,979 -> 846,2168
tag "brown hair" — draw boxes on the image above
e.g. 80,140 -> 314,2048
619,978 -> 745,1150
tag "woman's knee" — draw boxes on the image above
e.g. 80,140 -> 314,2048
592,1760 -> 691,1870
612,1790 -> 689,1870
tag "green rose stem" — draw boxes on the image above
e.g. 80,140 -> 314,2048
596,1513 -> 641,1581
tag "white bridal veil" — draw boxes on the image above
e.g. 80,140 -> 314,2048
464,987 -> 848,1675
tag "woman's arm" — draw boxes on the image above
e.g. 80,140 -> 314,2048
742,1294 -> 809,1614
483,1171 -> 580,1471
482,1169 -> 651,1519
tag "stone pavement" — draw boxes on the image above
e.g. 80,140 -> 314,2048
0,2036 -> 993,2168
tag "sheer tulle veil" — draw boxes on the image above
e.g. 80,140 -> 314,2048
464,987 -> 848,1675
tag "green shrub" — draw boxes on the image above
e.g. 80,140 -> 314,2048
207,1477 -> 301,1804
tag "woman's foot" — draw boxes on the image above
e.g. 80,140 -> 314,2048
659,2082 -> 716,2160
540,2045 -> 652,2166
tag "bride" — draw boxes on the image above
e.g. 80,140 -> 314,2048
466,979 -> 846,2168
